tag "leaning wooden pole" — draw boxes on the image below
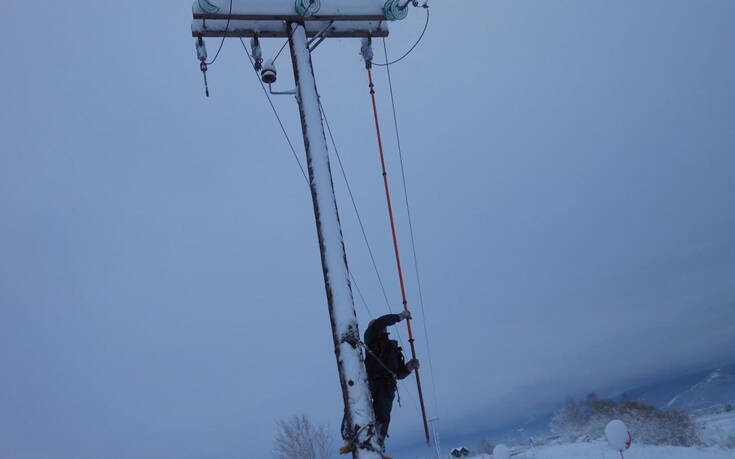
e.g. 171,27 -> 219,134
365,63 -> 431,445
288,22 -> 383,459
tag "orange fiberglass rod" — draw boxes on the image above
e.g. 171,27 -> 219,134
366,67 -> 431,445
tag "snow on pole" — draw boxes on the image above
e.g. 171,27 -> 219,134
287,22 -> 382,459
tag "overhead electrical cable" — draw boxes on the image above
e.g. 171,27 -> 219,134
320,102 -> 394,312
319,100 -> 409,351
205,0 -> 234,66
350,272 -> 374,319
240,38 -> 308,182
372,5 -> 429,67
241,39 -> 395,337
241,33 -> 422,412
273,39 -> 290,63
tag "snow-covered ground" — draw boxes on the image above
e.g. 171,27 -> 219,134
462,412 -> 735,459
469,441 -> 734,458
699,411 -> 735,448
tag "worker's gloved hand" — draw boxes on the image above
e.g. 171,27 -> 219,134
406,358 -> 420,372
398,310 -> 412,321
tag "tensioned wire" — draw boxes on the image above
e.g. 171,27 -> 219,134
240,37 -> 404,339
239,31 -> 428,411
381,33 -> 441,420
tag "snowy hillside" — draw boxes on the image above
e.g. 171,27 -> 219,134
455,412 -> 735,459
667,367 -> 735,414
468,441 -> 734,459
699,411 -> 735,448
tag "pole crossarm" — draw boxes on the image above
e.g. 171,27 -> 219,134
193,0 -> 389,21
192,19 -> 388,38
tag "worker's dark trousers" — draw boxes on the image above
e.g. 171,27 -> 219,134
369,378 -> 396,449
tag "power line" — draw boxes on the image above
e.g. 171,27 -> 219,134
319,95 -> 417,402
241,36 -> 393,325
373,6 -> 430,67
319,102 -> 394,313
240,36 -> 417,406
241,38 -> 387,332
205,0 -> 234,66
273,39 -> 289,63
240,38 -> 308,183
319,100 -> 410,350
350,271 -> 373,319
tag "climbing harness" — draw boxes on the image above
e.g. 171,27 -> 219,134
359,340 -> 403,407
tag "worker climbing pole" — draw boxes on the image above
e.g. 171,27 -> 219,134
189,1 -> 432,457
361,37 -> 431,445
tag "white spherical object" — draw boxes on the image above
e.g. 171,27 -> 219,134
605,419 -> 631,451
493,444 -> 510,459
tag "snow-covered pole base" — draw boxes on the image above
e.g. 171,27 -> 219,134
288,22 -> 383,459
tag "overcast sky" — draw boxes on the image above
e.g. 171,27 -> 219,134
1,1 -> 734,458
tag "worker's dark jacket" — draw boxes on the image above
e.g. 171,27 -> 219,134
364,314 -> 411,385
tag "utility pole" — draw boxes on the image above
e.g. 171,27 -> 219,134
287,21 -> 381,458
190,2 -> 420,457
